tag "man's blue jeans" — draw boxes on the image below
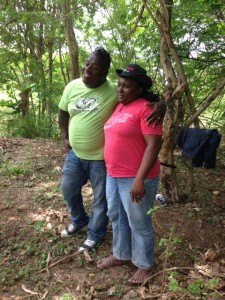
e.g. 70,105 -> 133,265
60,150 -> 108,243
106,175 -> 159,269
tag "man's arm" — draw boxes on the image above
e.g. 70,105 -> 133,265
58,109 -> 71,152
145,101 -> 166,126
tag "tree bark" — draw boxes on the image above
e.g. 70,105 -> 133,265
62,0 -> 80,80
143,0 -> 187,202
20,90 -> 29,117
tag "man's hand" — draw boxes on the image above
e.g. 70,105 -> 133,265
63,138 -> 71,152
145,101 -> 166,126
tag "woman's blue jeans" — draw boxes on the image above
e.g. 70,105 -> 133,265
106,175 -> 159,269
60,150 -> 108,243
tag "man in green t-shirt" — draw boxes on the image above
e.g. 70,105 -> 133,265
58,48 -> 165,253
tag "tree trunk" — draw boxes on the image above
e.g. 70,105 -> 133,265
20,90 -> 29,117
143,0 -> 187,202
62,0 -> 80,80
59,46 -> 68,85
159,80 -> 185,202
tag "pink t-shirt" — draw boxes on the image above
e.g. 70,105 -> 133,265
104,98 -> 163,178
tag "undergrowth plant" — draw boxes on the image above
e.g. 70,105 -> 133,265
0,163 -> 31,176
159,227 -> 220,299
168,272 -> 219,298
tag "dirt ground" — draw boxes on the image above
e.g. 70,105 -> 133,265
0,137 -> 225,300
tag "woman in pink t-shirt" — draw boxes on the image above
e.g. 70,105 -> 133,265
97,64 -> 163,284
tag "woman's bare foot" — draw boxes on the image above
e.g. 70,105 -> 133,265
128,268 -> 149,284
97,255 -> 128,269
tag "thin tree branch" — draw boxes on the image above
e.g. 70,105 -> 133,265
185,77 -> 225,127
142,0 -> 162,34
178,55 -> 225,63
130,5 -> 145,34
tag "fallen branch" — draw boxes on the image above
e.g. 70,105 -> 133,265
38,250 -> 80,273
141,266 -> 194,287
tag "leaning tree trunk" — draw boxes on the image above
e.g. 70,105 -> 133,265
160,80 -> 185,202
158,28 -> 186,202
143,0 -> 193,202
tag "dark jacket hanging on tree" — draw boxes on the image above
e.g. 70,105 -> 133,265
175,128 -> 221,169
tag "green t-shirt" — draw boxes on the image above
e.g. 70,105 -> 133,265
59,78 -> 117,160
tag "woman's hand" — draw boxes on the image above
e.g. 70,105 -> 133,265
130,178 -> 145,203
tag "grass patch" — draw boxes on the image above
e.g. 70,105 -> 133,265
0,163 -> 31,176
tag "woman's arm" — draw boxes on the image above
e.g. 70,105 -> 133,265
130,134 -> 162,203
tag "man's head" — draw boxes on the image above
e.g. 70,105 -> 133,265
82,47 -> 111,88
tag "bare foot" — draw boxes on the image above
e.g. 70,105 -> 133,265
128,268 -> 149,284
97,255 -> 128,269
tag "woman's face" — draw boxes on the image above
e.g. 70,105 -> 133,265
117,77 -> 143,105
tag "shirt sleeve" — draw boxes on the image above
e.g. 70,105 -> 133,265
58,81 -> 74,112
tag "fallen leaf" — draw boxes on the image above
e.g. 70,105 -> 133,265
212,191 -> 220,195
83,251 -> 94,262
204,248 -> 220,262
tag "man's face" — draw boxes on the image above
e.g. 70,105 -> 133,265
82,53 -> 108,88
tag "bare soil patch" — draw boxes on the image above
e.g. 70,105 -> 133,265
0,137 -> 225,299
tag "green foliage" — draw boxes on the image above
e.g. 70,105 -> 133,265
187,280 -> 204,297
159,228 -> 182,260
34,221 -> 45,232
1,164 -> 30,176
147,206 -> 159,215
168,276 -> 182,292
51,241 -> 74,256
76,256 -> 84,267
59,295 -> 74,300
107,284 -> 125,297
170,0 -> 225,128
0,99 -> 20,114
159,235 -> 182,248
5,114 -> 59,139
208,278 -> 220,288
168,273 -> 220,298
0,271 -> 12,285
15,265 -> 33,280
0,0 -> 66,139
160,229 -> 221,299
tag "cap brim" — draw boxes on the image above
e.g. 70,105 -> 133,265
115,69 -> 152,89
116,70 -> 134,78
116,70 -> 144,81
